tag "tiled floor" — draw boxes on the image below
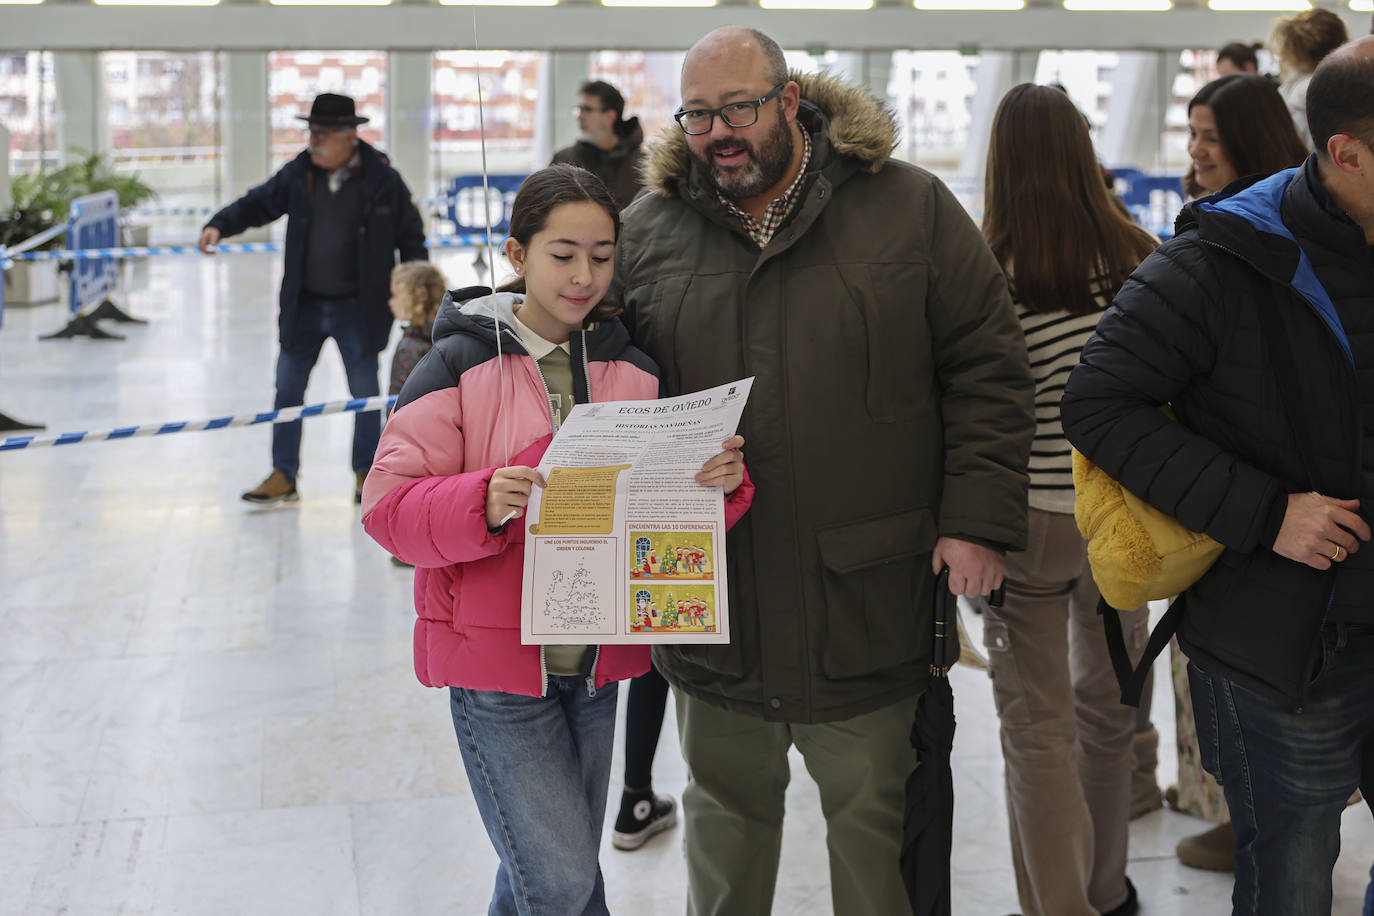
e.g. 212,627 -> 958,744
2,251 -> 1371,914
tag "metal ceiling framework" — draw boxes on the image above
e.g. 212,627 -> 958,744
1,3 -> 1367,53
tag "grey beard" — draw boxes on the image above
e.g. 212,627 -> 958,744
699,117 -> 794,202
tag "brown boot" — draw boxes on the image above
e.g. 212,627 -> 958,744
355,471 -> 367,504
1130,727 -> 1164,818
1176,821 -> 1235,871
241,469 -> 298,505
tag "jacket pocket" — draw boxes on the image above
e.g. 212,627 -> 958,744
815,507 -> 938,678
1186,661 -> 1223,785
450,554 -> 521,631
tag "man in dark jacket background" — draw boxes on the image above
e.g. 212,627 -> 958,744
198,92 -> 427,505
615,27 -> 1034,915
1063,39 -> 1374,915
551,80 -> 646,212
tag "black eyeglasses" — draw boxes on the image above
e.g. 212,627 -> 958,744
673,84 -> 785,136
306,126 -> 351,140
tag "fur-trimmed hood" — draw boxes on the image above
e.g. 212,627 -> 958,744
643,70 -> 899,198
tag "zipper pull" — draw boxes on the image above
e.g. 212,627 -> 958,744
585,675 -> 597,697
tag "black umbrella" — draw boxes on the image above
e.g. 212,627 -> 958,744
901,570 -> 1002,915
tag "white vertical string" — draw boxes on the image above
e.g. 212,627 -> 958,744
471,10 -> 511,467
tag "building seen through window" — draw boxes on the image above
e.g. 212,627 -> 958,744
268,50 -> 386,171
1,52 -> 58,175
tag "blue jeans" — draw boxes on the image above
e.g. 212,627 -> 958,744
271,295 -> 380,479
1189,624 -> 1374,915
450,678 -> 618,916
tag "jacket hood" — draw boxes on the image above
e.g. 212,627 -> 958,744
431,285 -> 636,361
427,286 -> 517,348
643,69 -> 899,198
1186,163 -> 1352,364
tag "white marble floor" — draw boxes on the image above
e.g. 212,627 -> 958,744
1,252 -> 1371,915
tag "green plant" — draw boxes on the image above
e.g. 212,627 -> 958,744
2,151 -> 158,251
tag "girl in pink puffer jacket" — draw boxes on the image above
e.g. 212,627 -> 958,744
361,165 -> 752,915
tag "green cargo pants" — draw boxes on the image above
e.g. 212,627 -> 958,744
674,690 -> 921,916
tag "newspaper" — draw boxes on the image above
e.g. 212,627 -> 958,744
520,378 -> 753,645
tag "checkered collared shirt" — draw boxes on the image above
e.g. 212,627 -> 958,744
718,123 -> 812,248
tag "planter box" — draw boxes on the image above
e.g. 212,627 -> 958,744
121,222 -> 150,250
2,259 -> 61,305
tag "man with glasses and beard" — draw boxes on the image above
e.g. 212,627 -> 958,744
552,80 -> 646,212
614,26 -> 1034,915
199,93 -> 426,507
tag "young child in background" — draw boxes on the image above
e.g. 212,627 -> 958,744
385,261 -> 447,567
386,260 -> 447,415
361,164 -> 753,915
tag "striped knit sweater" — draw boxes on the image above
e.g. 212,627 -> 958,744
1018,279 -> 1111,514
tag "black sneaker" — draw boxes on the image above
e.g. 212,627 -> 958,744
1100,877 -> 1139,916
611,790 -> 676,851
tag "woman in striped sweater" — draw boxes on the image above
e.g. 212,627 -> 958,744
979,83 -> 1159,916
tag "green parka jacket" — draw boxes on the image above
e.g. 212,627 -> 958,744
616,71 -> 1034,723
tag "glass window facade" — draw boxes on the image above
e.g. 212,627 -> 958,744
268,50 -> 386,171
1,52 -> 58,175
890,50 -> 981,177
433,50 -> 542,176
588,51 -> 683,143
102,51 -> 224,211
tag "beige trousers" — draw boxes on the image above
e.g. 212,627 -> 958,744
674,690 -> 919,916
982,507 -> 1148,916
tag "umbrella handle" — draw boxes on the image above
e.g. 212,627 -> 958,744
931,568 -> 954,676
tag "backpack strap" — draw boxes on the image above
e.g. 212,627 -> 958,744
1100,594 -> 1183,707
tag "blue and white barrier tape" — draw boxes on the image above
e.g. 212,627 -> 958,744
0,394 -> 397,452
128,205 -> 217,217
128,195 -> 453,218
2,234 -> 498,265
1,223 -> 69,260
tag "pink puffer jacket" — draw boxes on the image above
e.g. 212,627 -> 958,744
362,289 -> 754,697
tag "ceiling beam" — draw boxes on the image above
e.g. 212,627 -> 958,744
3,6 -> 1366,53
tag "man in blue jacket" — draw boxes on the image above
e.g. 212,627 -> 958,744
199,93 -> 427,505
1064,39 -> 1374,914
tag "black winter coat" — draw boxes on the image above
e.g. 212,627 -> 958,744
1063,159 -> 1368,706
206,141 -> 427,354
551,118 -> 646,213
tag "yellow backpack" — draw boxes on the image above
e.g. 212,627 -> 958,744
1071,408 -> 1226,706
1072,419 -> 1225,611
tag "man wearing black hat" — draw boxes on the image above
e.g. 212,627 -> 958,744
199,92 -> 427,505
